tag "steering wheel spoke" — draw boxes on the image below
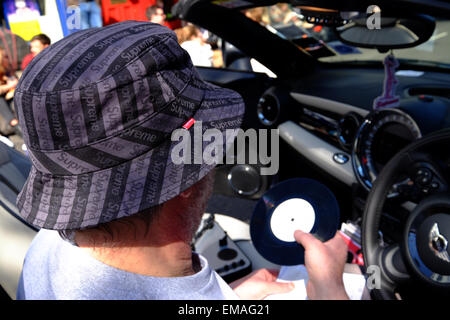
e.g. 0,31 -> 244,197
388,177 -> 413,198
364,244 -> 406,299
379,244 -> 411,285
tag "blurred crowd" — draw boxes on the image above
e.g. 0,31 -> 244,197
0,0 -> 106,149
145,2 -> 219,68
0,29 -> 50,143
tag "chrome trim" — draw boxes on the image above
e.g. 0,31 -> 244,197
227,165 -> 261,196
278,121 -> 356,186
257,93 -> 281,126
429,223 -> 450,263
407,232 -> 450,285
290,92 -> 369,117
352,108 -> 422,191
352,118 -> 373,191
406,213 -> 450,285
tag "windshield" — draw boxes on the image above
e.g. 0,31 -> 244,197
243,4 -> 450,69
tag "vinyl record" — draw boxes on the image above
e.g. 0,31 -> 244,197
250,178 -> 340,266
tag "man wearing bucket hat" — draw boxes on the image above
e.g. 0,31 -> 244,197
14,21 -> 349,300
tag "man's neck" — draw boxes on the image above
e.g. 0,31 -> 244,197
74,211 -> 200,277
77,239 -> 197,277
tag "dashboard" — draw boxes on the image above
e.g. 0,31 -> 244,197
195,65 -> 450,214
256,83 -> 450,193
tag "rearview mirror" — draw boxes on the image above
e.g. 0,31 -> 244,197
335,14 -> 435,52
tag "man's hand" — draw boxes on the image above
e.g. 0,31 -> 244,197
6,77 -> 18,89
294,230 -> 349,300
230,268 -> 294,300
0,77 -> 18,96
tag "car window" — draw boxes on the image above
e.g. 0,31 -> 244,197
176,21 -> 277,78
240,4 -> 450,69
320,19 -> 450,69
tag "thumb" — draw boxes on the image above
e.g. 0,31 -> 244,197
294,230 -> 321,251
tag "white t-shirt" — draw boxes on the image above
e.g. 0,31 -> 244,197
181,40 -> 213,67
17,229 -> 239,300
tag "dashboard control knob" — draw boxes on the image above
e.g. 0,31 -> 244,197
219,234 -> 228,247
415,167 -> 433,186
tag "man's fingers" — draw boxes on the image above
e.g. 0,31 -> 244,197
262,268 -> 280,281
333,233 -> 350,261
329,232 -> 348,252
294,230 -> 348,260
263,281 -> 295,297
294,230 -> 321,250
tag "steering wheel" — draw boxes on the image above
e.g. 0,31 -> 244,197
362,128 -> 450,300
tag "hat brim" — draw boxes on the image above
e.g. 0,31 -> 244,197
16,79 -> 245,230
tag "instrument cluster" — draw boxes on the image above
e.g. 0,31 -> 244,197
350,108 -> 422,190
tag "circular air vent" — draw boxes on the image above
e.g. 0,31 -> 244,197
338,112 -> 363,151
227,164 -> 261,196
257,93 -> 281,126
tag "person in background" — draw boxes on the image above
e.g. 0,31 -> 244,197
267,3 -> 299,27
146,5 -> 166,25
174,26 -> 189,44
244,7 -> 270,25
180,24 -> 214,67
79,0 -> 103,30
21,33 -> 50,71
0,47 -> 18,135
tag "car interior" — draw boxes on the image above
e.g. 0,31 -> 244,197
172,0 -> 450,300
0,0 -> 449,300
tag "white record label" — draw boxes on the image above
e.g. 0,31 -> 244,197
270,198 -> 316,242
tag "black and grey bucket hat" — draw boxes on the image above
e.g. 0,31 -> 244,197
14,21 -> 245,230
